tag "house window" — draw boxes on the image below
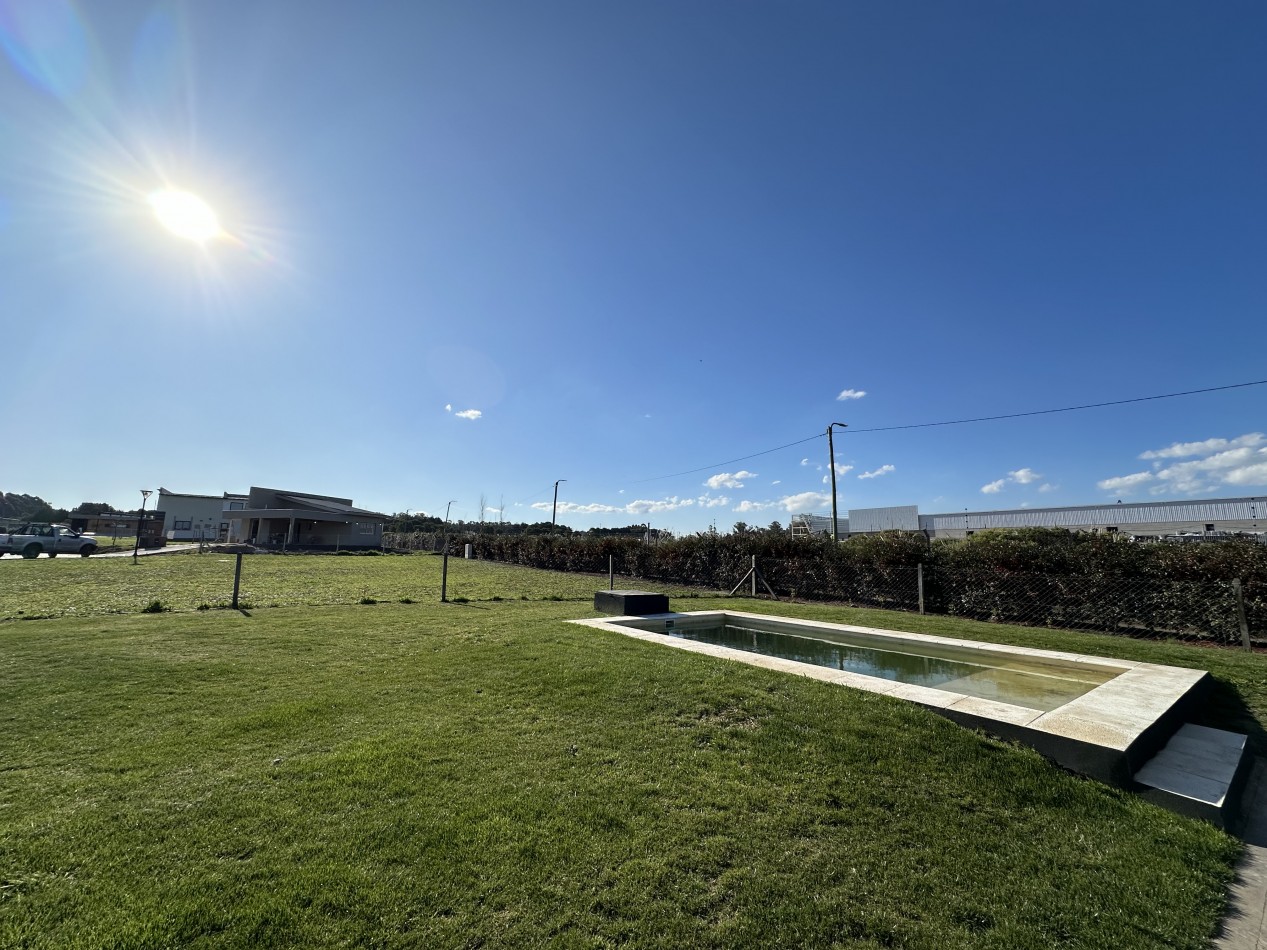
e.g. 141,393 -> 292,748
220,523 -> 229,531
1205,524 -> 1215,532
174,520 -> 192,530
358,523 -> 375,535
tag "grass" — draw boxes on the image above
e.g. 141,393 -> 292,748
2,556 -> 1264,946
0,551 -> 715,620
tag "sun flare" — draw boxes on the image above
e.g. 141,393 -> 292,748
148,188 -> 221,243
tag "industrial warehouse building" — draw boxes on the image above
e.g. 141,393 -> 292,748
794,496 -> 1264,540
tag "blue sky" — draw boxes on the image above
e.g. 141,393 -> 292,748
2,0 -> 1263,533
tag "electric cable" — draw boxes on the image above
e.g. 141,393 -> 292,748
627,378 -> 1267,485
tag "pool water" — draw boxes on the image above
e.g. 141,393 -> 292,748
667,622 -> 1120,711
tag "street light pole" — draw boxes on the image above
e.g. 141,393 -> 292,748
132,489 -> 153,565
552,479 -> 567,531
827,423 -> 847,542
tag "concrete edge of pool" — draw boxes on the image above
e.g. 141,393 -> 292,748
570,609 -> 1251,826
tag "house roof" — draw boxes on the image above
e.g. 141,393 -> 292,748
274,492 -> 385,518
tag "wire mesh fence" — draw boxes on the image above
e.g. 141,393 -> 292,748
379,530 -> 1265,651
8,531 -> 1258,651
924,567 -> 1260,649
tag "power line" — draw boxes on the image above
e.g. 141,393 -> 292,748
628,434 -> 823,485
628,378 -> 1267,486
849,378 -> 1267,434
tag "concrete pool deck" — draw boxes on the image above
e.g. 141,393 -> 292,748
572,609 -> 1215,794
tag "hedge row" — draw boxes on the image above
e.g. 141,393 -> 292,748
383,528 -> 1265,644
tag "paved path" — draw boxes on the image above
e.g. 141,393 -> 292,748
0,543 -> 200,559
1218,758 -> 1267,949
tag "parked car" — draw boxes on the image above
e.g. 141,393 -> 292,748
1,523 -> 99,558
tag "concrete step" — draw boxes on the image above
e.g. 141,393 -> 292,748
1133,723 -> 1252,829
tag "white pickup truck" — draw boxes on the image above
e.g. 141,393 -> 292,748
1,523 -> 99,558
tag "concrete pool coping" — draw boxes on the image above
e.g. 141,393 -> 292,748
571,609 -> 1210,787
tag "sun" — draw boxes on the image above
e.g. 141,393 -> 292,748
148,188 -> 221,243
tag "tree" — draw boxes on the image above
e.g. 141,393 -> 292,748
71,502 -> 116,516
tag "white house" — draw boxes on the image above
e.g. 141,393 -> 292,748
157,489 -> 249,542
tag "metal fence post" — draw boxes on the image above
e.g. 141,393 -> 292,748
609,554 -> 614,591
751,555 -> 757,597
917,563 -> 925,615
1233,577 -> 1251,651
441,549 -> 450,603
231,553 -> 243,609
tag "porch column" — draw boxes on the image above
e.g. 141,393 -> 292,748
286,517 -> 295,550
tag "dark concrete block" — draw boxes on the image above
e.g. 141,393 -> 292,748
594,590 -> 670,615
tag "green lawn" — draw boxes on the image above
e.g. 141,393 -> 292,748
0,550 -> 715,620
2,555 -> 1263,947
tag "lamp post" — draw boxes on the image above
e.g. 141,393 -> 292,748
552,479 -> 567,531
132,489 -> 153,565
827,423 -> 847,542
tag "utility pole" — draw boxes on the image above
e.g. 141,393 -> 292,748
827,423 -> 847,542
132,489 -> 153,565
552,479 -> 567,531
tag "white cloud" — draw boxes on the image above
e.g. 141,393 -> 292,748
771,480 -> 781,486
800,458 -> 810,466
858,464 -> 895,480
1096,472 -> 1153,494
697,495 -> 730,508
836,388 -> 867,401
626,496 -> 695,515
532,501 -> 622,514
1038,483 -> 1056,493
733,490 -> 835,515
1140,433 -> 1264,460
826,466 -> 856,486
980,466 -> 1044,494
1153,445 -> 1267,493
444,404 -> 452,412
1225,462 -> 1267,486
777,491 -> 832,512
705,470 -> 757,490
454,409 -> 482,420
530,495 -> 699,516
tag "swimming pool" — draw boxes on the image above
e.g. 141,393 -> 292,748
571,610 -> 1209,786
658,616 -> 1121,712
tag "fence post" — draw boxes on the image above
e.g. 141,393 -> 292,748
441,549 -> 450,603
231,553 -> 243,609
609,554 -> 614,591
917,563 -> 925,615
1233,578 -> 1251,651
751,555 -> 757,597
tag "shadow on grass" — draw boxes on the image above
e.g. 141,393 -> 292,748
1198,678 -> 1267,760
